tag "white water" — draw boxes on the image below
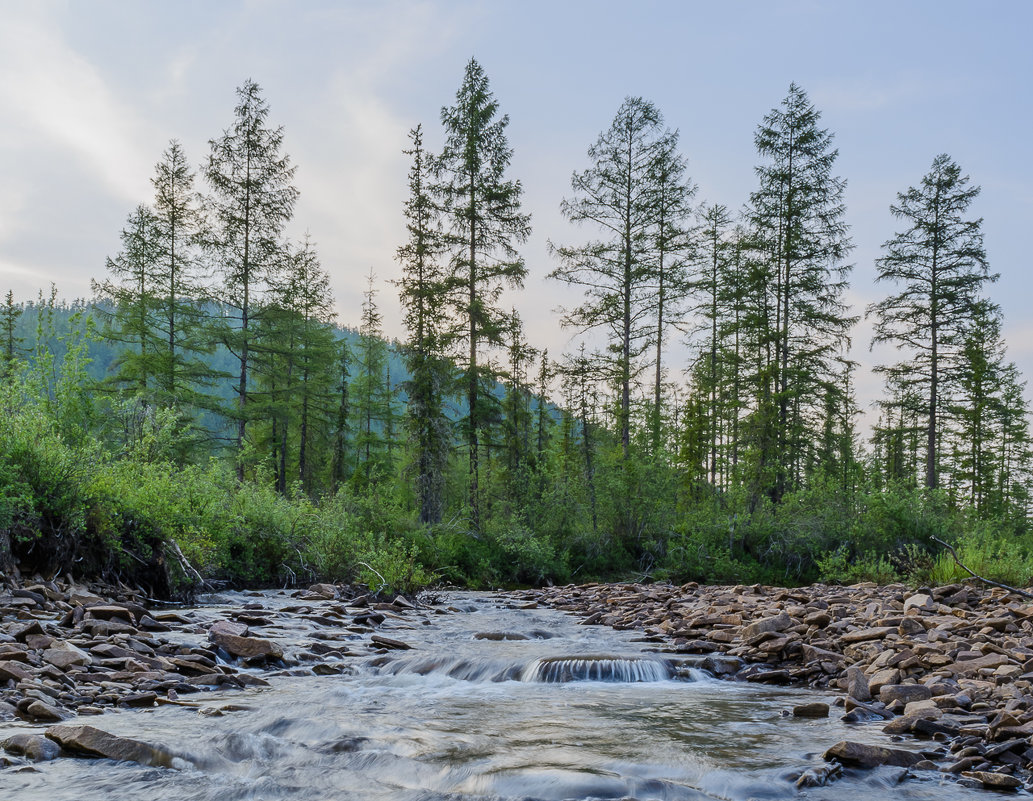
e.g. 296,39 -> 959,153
0,591 -> 989,800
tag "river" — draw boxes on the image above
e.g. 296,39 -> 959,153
0,591 -> 989,800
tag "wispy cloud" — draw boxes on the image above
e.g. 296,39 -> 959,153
0,6 -> 156,203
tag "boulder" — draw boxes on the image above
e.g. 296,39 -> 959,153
823,740 -> 924,768
43,642 -> 92,669
45,724 -> 175,768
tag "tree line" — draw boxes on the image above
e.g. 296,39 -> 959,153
2,60 -> 1031,591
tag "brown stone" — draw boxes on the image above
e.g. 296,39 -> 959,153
962,771 -> 1022,789
45,724 -> 175,768
740,612 -> 792,639
944,653 -> 1011,676
823,740 -> 924,768
0,660 -> 32,682
208,630 -> 283,661
792,702 -> 829,718
1,733 -> 61,761
880,683 -> 932,705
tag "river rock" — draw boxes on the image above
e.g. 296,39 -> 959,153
371,635 -> 412,650
944,653 -> 1011,676
1,733 -> 61,761
22,700 -> 69,721
880,684 -> 932,705
740,612 -> 792,639
208,628 -> 282,661
43,642 -> 92,669
903,594 -> 935,613
45,724 -> 176,768
792,702 -> 829,718
962,770 -> 1023,789
823,740 -> 924,768
845,667 -> 871,702
0,659 -> 32,681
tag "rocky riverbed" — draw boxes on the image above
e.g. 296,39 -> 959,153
5,573 -> 1033,796
514,580 -> 1033,792
0,575 -> 429,772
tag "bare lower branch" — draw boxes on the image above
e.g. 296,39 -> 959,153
931,536 -> 1033,600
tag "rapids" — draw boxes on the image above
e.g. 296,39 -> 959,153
0,591 -> 991,800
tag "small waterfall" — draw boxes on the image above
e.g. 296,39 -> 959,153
520,655 -> 675,683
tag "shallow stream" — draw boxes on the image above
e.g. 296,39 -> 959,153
0,591 -> 993,800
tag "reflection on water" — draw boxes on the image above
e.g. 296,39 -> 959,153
0,592 -> 982,800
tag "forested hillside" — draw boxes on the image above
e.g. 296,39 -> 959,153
2,63 -> 1031,598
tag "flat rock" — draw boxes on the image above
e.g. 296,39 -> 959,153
45,724 -> 175,768
43,643 -> 92,669
903,594 -> 934,613
740,612 -> 792,639
370,635 -> 412,651
962,770 -> 1022,789
23,700 -> 69,722
792,702 -> 829,718
208,629 -> 282,661
880,684 -> 932,705
823,740 -> 924,768
944,653 -> 1011,676
841,627 -> 895,644
0,660 -> 32,681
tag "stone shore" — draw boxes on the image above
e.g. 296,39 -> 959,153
0,576 -> 427,770
513,579 -> 1033,792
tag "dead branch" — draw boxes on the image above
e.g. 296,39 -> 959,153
931,536 -> 1033,600
167,539 -> 214,592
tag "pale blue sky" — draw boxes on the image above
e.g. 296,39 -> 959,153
1,0 -> 1030,422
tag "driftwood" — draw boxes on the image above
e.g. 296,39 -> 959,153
931,535 -> 1033,600
167,539 -> 214,592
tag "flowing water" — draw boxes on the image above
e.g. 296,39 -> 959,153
0,592 -> 992,800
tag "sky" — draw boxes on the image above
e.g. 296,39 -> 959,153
1,0 -> 1031,428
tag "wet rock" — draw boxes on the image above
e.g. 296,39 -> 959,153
792,702 -> 829,718
371,635 -> 413,651
823,740 -> 925,768
1,733 -> 61,762
208,628 -> 282,661
21,699 -> 70,722
794,762 -> 842,788
961,770 -> 1022,789
303,583 -> 338,600
45,724 -> 176,768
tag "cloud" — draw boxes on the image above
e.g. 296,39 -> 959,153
0,6 -> 156,204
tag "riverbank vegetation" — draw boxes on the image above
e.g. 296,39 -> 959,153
3,63 -> 1031,598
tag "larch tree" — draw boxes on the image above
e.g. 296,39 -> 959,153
205,79 -> 298,478
868,153 -> 994,490
92,205 -> 162,394
435,57 -> 531,531
149,140 -> 211,410
397,124 -> 450,525
1,290 -> 23,379
549,97 -> 670,459
745,83 -> 854,501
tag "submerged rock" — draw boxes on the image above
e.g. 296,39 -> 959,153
45,724 -> 177,768
1,733 -> 61,762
